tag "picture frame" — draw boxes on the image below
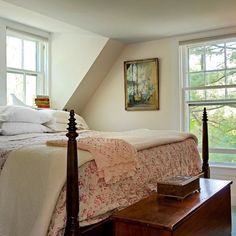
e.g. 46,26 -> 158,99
124,58 -> 159,111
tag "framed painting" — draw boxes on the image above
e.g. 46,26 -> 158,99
124,58 -> 159,111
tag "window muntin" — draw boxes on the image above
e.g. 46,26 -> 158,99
182,39 -> 236,164
6,31 -> 48,106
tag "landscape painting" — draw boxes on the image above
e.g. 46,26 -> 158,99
124,58 -> 159,111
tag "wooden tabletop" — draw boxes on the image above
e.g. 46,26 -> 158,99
113,178 -> 232,231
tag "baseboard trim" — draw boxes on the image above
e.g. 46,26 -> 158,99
210,166 -> 236,206
232,195 -> 236,206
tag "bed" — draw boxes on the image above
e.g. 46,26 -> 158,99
0,106 -> 209,236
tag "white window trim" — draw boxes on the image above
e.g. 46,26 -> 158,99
180,38 -> 236,163
0,17 -> 50,106
0,21 -> 6,105
0,17 -> 50,39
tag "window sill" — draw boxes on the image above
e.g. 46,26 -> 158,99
210,163 -> 236,169
210,163 -> 236,176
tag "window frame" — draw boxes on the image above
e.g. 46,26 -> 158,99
6,29 -> 49,105
180,38 -> 236,164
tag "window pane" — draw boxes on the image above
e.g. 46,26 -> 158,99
227,69 -> 236,84
24,40 -> 36,71
205,44 -> 225,71
26,75 -> 36,106
206,88 -> 226,100
210,153 -> 236,164
188,88 -> 236,101
189,105 -> 236,150
188,46 -> 204,72
188,90 -> 205,101
7,73 -> 24,104
205,71 -> 225,86
189,72 -> 205,87
227,88 -> 236,99
226,42 -> 236,68
7,36 -> 22,69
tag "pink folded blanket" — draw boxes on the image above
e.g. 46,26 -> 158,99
46,137 -> 137,184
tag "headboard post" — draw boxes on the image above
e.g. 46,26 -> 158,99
65,110 -> 79,236
202,107 -> 210,178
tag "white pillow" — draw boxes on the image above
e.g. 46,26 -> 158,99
74,114 -> 89,130
42,110 -> 89,130
45,122 -> 68,132
0,106 -> 53,124
10,94 -> 30,107
43,120 -> 66,132
0,122 -> 51,135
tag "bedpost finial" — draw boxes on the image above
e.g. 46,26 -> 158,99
66,110 -> 78,140
202,107 -> 208,122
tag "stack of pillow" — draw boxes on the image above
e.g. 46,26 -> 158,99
0,106 -> 53,135
41,109 -> 89,132
0,106 -> 89,135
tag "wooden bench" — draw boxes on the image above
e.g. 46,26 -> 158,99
113,178 -> 232,236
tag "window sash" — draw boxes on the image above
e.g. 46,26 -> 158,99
186,99 -> 236,106
184,84 -> 236,90
197,146 -> 236,155
6,35 -> 44,72
181,39 -> 236,161
6,30 -> 48,105
7,28 -> 48,43
7,67 -> 40,75
187,103 -> 236,155
209,148 -> 236,154
7,71 -> 38,105
185,41 -> 236,87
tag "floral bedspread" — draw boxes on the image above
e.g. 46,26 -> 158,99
0,131 -> 201,236
48,138 -> 201,235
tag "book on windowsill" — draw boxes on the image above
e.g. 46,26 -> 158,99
35,95 -> 50,108
157,175 -> 200,200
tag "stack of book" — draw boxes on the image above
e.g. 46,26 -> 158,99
35,95 -> 50,108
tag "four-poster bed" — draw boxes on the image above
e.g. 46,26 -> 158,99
64,108 -> 210,236
0,106 -> 210,236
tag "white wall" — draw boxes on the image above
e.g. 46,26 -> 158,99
65,39 -> 125,113
50,32 -> 107,109
82,26 -> 236,132
0,21 -> 6,105
82,38 -> 180,131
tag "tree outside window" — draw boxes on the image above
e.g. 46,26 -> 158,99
182,40 -> 236,164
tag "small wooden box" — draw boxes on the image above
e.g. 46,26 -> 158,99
157,175 -> 200,199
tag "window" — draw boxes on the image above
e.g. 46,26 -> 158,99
181,38 -> 236,164
6,29 -> 48,106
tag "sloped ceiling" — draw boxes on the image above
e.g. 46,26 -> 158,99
65,39 -> 124,113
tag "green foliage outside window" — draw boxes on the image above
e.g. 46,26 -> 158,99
186,41 -> 236,164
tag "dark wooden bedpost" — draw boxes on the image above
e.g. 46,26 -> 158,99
202,107 -> 210,178
65,110 -> 79,236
